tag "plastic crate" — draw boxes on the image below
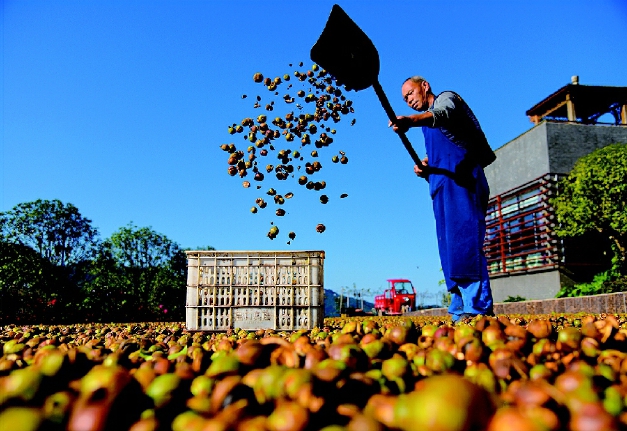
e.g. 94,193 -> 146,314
185,250 -> 325,331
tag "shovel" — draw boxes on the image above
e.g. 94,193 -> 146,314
310,4 -> 425,169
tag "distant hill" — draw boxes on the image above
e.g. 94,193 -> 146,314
324,289 -> 374,317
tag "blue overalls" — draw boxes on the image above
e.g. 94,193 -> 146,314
422,126 -> 493,321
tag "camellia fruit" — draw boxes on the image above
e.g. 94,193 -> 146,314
267,225 -> 279,240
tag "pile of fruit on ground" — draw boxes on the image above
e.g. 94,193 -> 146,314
2,314 -> 627,431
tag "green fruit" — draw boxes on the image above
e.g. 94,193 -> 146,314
0,368 -> 43,404
0,407 -> 43,431
172,410 -> 206,431
3,339 -> 25,355
205,354 -> 240,378
43,391 -> 74,425
381,356 -> 409,380
395,375 -> 495,431
190,375 -> 215,398
146,373 -> 181,408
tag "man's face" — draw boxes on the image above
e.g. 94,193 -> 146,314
402,80 -> 429,111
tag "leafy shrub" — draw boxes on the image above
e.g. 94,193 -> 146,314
503,295 -> 527,303
557,271 -> 627,298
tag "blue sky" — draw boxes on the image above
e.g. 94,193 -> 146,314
2,0 -> 626,305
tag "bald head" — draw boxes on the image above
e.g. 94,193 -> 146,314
401,77 -> 432,112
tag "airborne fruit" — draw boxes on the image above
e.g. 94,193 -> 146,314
288,232 -> 296,240
225,64 -> 358,239
315,224 -> 326,233
267,225 -> 279,239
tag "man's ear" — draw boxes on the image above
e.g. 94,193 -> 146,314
422,81 -> 430,93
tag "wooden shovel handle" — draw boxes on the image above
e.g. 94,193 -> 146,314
372,80 -> 427,170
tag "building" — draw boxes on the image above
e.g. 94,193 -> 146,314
484,77 -> 627,302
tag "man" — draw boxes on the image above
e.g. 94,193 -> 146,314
391,76 -> 495,322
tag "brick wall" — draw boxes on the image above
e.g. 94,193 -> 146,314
408,292 -> 627,317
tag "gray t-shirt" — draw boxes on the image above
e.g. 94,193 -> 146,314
427,91 -> 496,167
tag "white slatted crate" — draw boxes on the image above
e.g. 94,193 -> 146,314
185,250 -> 325,331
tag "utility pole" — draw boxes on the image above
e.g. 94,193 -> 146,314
360,287 -> 373,309
339,286 -> 344,314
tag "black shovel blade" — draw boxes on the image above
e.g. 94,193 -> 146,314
310,4 -> 380,91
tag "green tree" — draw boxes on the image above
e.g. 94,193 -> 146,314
552,143 -> 627,276
0,199 -> 99,267
0,241 -> 57,323
86,223 -> 186,321
0,200 -> 99,322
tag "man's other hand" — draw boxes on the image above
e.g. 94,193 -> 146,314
414,157 -> 429,178
389,116 -> 412,134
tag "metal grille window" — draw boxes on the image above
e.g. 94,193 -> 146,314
484,174 -> 564,276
